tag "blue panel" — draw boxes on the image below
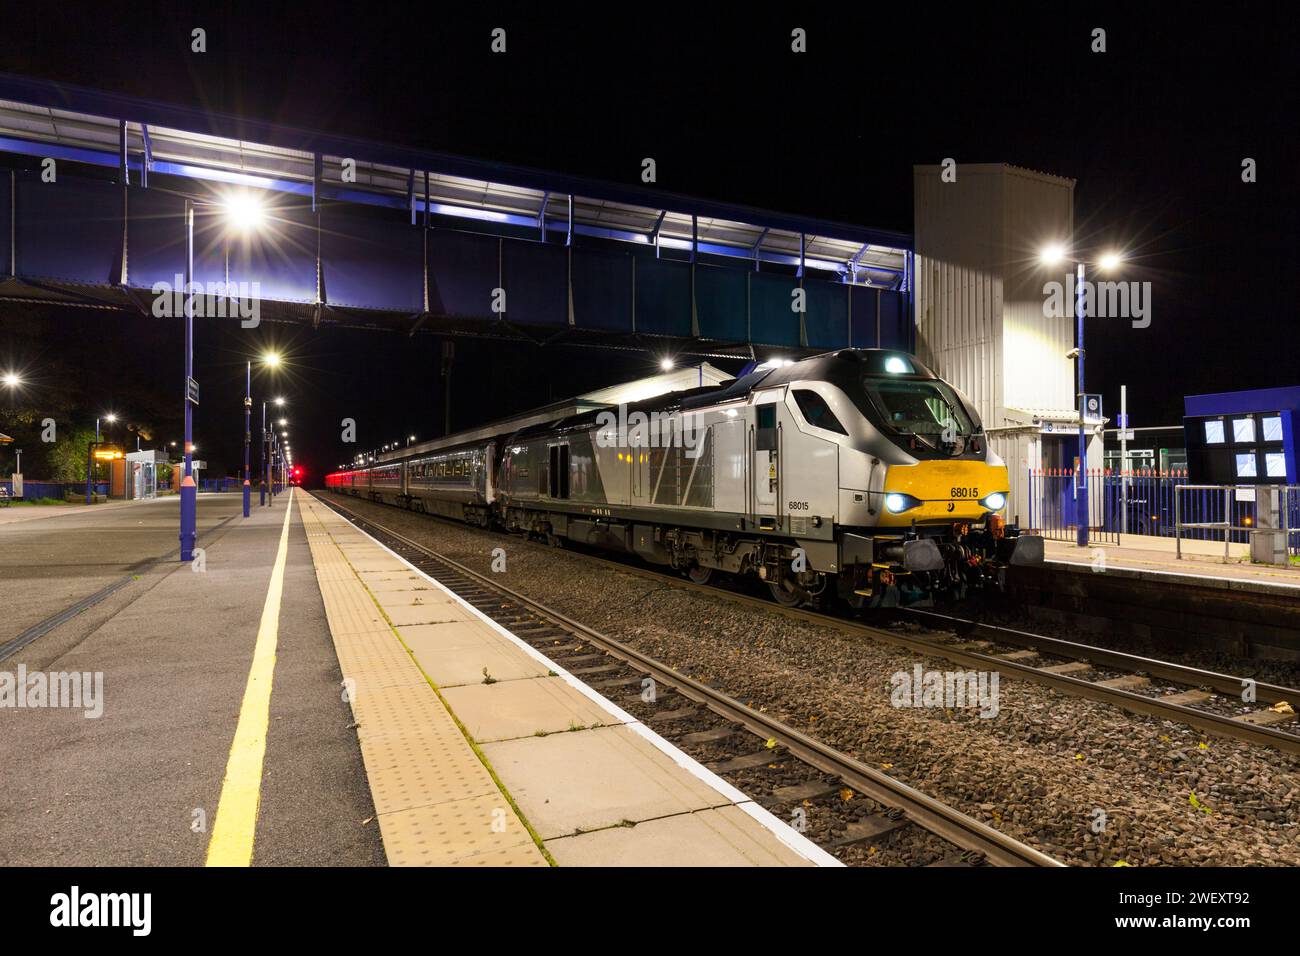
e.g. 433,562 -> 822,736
803,279 -> 849,349
878,290 -> 908,350
694,265 -> 747,342
503,239 -> 567,326
1184,386 -> 1300,417
0,173 -> 9,275
125,186 -> 186,289
427,230 -> 499,318
16,174 -> 121,284
322,208 -> 423,312
227,201 -> 317,303
749,272 -> 800,347
849,285 -> 880,347
633,257 -> 691,337
571,248 -> 632,332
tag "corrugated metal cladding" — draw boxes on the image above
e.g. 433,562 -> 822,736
912,164 -> 1076,428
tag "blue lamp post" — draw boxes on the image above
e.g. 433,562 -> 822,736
180,191 -> 266,557
247,354 -> 281,516
1040,245 -> 1125,549
243,361 -> 251,517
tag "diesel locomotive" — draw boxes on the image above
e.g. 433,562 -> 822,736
325,349 -> 1042,607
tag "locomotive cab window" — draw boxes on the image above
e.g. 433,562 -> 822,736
792,389 -> 847,435
861,377 -> 973,443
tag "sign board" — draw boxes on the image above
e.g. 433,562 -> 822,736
1117,429 -> 1135,441
1080,393 -> 1103,424
186,377 -> 200,405
1116,412 -> 1130,428
11,473 -> 21,497
1235,488 -> 1256,503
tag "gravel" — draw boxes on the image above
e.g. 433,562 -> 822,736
323,493 -> 1300,867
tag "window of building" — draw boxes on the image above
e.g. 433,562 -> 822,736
1233,418 -> 1256,443
1265,452 -> 1287,478
1235,452 -> 1257,478
1263,416 -> 1283,442
1204,420 -> 1225,444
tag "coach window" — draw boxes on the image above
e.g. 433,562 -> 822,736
793,389 -> 847,435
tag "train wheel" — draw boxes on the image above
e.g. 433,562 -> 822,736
767,578 -> 806,607
686,565 -> 713,585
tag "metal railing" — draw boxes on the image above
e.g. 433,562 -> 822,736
1026,468 -> 1119,545
1027,470 -> 1300,561
1174,484 -> 1253,560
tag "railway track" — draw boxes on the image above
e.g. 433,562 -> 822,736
320,490 -> 1300,758
315,492 -> 1062,868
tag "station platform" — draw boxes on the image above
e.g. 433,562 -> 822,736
1010,536 -> 1300,663
298,494 -> 833,867
0,488 -> 831,867
1043,537 -> 1300,596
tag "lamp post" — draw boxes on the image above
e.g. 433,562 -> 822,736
246,352 -> 281,516
1039,245 -> 1124,548
180,192 -> 267,556
86,413 -> 117,505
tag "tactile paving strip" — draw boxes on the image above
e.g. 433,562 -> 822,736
380,793 -> 547,867
299,497 -> 547,867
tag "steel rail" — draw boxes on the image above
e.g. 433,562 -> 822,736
317,492 -> 1064,868
318,490 -> 1300,755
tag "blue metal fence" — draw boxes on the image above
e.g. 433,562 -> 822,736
1,480 -> 109,501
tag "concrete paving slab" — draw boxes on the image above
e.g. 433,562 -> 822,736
441,675 -> 618,742
482,724 -> 730,839
408,638 -> 550,688
379,600 -> 468,628
546,805 -> 815,866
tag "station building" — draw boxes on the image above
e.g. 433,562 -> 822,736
913,163 -> 1093,523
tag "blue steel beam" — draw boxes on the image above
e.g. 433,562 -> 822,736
0,72 -> 912,252
0,132 -> 903,279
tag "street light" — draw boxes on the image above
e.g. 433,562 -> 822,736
86,413 -> 121,504
246,352 -> 282,517
2,372 -> 20,388
180,193 -> 270,559
1038,244 -> 1125,548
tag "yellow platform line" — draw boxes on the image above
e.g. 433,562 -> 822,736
205,490 -> 295,867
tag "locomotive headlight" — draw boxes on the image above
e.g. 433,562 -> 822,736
980,492 -> 1007,512
885,493 -> 921,514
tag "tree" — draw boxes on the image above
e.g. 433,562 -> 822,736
45,425 -> 100,483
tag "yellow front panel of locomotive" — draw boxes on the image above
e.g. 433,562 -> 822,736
878,460 -> 1008,526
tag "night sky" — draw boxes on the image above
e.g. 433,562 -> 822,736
1,6 -> 1296,481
